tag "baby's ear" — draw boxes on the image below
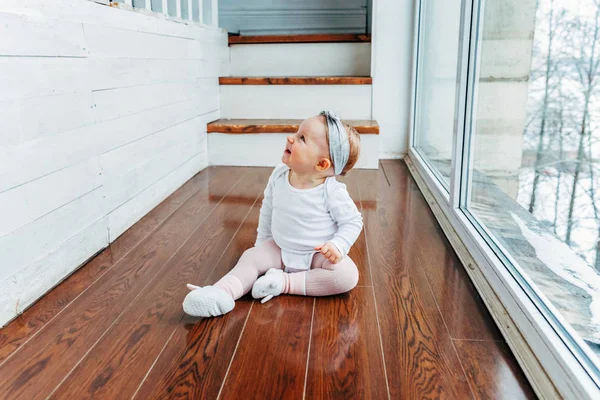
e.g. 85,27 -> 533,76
316,158 -> 332,171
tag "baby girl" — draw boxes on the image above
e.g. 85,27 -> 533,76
183,111 -> 363,317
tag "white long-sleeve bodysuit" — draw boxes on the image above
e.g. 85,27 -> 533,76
255,164 -> 363,272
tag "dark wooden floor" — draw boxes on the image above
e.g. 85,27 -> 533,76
0,160 -> 536,399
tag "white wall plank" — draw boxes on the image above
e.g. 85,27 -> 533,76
0,101 -> 23,146
103,136 -> 201,214
0,217 -> 109,325
93,80 -> 205,122
90,58 -> 219,91
371,0 -> 414,157
108,152 -> 207,240
0,57 -> 220,102
0,158 -> 102,238
0,12 -> 87,57
0,94 -> 217,193
0,0 -> 226,326
0,186 -> 107,283
83,23 -> 205,59
0,58 -> 90,102
2,0 -> 224,40
1,92 -> 96,142
100,116 -> 200,176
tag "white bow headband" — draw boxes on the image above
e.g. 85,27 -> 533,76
320,110 -> 349,175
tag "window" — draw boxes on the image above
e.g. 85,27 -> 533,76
411,0 -> 600,396
412,0 -> 463,190
468,0 -> 600,362
132,0 -> 149,9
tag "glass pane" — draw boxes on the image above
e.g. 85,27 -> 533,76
132,0 -> 147,9
180,0 -> 189,19
413,0 -> 463,187
151,0 -> 163,13
467,0 -> 600,364
167,0 -> 177,17
203,0 -> 212,25
192,0 -> 200,22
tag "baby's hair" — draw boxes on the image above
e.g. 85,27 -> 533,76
340,122 -> 361,175
322,116 -> 361,176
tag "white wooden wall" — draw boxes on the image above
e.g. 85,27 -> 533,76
371,0 -> 415,158
0,0 -> 228,326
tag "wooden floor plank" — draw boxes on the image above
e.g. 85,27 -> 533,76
305,287 -> 387,399
0,171 -> 208,364
134,301 -> 254,399
0,163 -> 535,400
358,165 -> 475,399
50,322 -> 175,400
421,313 -> 474,397
49,170 -> 270,399
115,170 -> 269,325
382,161 -> 503,341
0,168 -> 242,400
418,237 -> 503,341
218,296 -> 313,399
134,204 -> 262,399
352,164 -> 409,206
454,339 -> 537,399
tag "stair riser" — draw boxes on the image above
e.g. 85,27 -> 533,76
229,42 -> 371,77
208,133 -> 379,169
219,85 -> 372,119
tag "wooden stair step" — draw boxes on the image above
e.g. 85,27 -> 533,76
219,76 -> 372,85
228,34 -> 371,45
208,119 -> 379,135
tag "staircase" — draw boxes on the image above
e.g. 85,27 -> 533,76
209,34 -> 379,169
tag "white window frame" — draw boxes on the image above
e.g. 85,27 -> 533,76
408,0 -> 600,398
409,0 -> 452,198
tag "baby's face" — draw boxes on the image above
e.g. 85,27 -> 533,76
282,116 -> 330,175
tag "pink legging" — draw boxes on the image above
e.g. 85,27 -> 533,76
214,240 -> 359,300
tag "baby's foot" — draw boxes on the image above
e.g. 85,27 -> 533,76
182,284 -> 234,317
252,268 -> 285,303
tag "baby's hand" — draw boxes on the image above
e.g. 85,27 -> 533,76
315,242 -> 342,264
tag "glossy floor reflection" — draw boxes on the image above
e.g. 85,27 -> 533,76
0,161 -> 536,399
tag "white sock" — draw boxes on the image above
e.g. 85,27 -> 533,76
252,269 -> 285,303
182,284 -> 235,317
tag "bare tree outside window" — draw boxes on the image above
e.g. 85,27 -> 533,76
465,0 -> 600,356
519,0 -> 600,269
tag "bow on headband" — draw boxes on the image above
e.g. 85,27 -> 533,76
320,110 -> 349,175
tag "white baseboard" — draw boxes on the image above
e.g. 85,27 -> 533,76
379,152 -> 406,160
0,217 -> 109,327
